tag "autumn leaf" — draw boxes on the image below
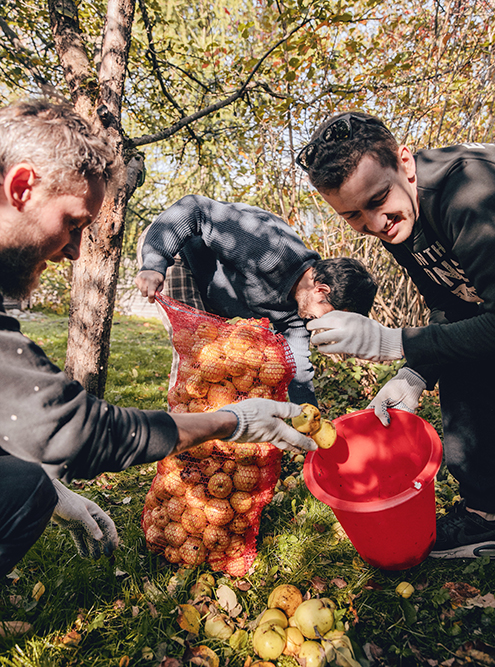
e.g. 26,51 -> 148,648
32,581 -> 45,601
177,604 -> 201,634
217,584 -> 242,618
443,582 -> 480,607
184,645 -> 220,667
0,621 -> 32,637
61,630 -> 82,646
464,593 -> 495,609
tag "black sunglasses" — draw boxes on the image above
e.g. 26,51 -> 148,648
295,113 -> 391,172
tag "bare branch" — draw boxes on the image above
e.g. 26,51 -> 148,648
130,18 -> 310,148
137,0 -> 200,145
0,15 -> 66,101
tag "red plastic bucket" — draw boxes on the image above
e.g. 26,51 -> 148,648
304,409 -> 443,570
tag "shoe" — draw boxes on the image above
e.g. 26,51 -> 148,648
430,499 -> 495,559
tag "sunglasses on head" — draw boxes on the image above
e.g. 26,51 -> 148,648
295,113 -> 391,172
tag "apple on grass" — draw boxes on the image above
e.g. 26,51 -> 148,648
252,622 -> 287,661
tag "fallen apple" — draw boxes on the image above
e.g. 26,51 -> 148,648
298,640 -> 327,667
267,584 -> 303,618
293,598 -> 335,639
259,608 -> 288,628
252,621 -> 287,661
395,581 -> 415,598
204,613 -> 235,640
189,580 -> 213,599
283,626 -> 305,656
229,628 -> 249,650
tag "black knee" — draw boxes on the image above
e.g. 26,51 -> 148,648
0,456 -> 58,576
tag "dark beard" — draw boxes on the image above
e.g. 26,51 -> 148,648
0,246 -> 43,300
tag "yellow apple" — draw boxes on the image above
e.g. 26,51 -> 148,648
312,419 -> 337,449
252,622 -> 287,661
267,584 -> 303,618
291,403 -> 321,435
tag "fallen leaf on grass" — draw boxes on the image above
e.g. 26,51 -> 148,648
235,579 -> 251,592
159,659 -> 183,667
178,604 -> 201,634
142,646 -> 154,660
32,581 -> 45,601
443,582 -> 480,607
147,601 -> 158,618
8,595 -> 23,607
0,621 -> 32,637
184,645 -> 219,667
330,577 -> 347,589
464,593 -> 495,609
217,584 -> 242,617
60,630 -> 82,647
363,580 -> 383,591
455,644 -> 495,665
113,599 -> 125,612
363,641 -> 383,661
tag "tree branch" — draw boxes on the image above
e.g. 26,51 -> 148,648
0,15 -> 67,101
137,0 -> 200,145
130,18 -> 310,148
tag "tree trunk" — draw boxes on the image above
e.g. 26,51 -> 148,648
50,0 -> 136,397
64,187 -> 127,396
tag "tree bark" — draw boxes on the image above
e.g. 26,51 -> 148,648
49,0 -> 136,397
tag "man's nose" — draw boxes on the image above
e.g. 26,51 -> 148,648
63,230 -> 82,261
363,210 -> 386,233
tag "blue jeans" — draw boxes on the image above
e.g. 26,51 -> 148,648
0,454 -> 58,577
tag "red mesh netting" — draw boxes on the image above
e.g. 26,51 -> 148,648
141,294 -> 296,576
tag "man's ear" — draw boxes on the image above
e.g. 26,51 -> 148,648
3,164 -> 38,211
314,282 -> 331,298
398,145 -> 416,182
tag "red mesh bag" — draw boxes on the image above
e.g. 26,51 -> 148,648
141,294 -> 296,576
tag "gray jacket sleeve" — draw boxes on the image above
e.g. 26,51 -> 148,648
0,323 -> 178,481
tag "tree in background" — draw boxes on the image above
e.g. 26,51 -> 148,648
0,0 -> 493,394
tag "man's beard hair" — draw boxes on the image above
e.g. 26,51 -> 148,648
0,246 -> 43,300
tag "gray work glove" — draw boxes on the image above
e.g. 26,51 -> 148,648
218,399 -> 317,452
307,311 -> 403,362
368,367 -> 427,427
51,480 -> 119,559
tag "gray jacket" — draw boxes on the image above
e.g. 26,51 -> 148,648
0,297 -> 177,481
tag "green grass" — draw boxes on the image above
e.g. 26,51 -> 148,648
1,314 -> 494,666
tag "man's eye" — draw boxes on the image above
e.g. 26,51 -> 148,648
370,192 -> 389,208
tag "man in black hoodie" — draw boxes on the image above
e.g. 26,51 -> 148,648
300,111 -> 495,559
0,99 -> 315,577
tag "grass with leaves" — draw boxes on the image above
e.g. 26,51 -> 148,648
1,313 -> 494,667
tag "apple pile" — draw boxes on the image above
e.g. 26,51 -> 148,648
166,314 -> 296,411
142,303 -> 297,576
252,584 -> 360,667
142,439 -> 282,575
